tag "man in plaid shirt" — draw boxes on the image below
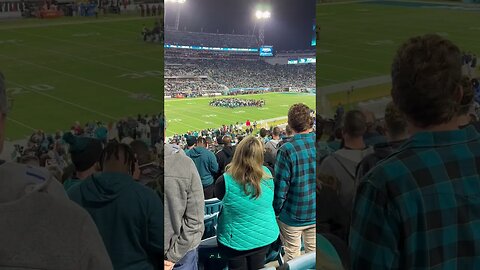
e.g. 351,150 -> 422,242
350,34 -> 480,268
274,103 -> 316,261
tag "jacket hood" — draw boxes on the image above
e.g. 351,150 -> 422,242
0,162 -> 66,204
188,147 -> 209,158
80,172 -> 133,203
164,143 -> 183,158
221,146 -> 235,158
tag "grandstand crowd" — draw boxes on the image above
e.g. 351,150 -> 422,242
0,71 -> 162,269
317,35 -> 480,269
166,30 -> 258,48
164,103 -> 316,269
165,58 -> 315,96
209,98 -> 265,109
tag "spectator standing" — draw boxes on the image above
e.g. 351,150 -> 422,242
164,125 -> 205,270
68,142 -> 163,270
356,102 -> 409,180
274,104 -> 316,261
215,135 -> 235,178
62,132 -> 102,191
215,136 -> 279,270
319,110 -> 373,212
350,34 -> 480,269
0,72 -> 113,270
186,137 -> 219,199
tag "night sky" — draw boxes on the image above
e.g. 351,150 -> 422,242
164,0 -> 316,51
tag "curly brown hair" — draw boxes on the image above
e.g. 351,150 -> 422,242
288,103 -> 313,133
391,34 -> 463,127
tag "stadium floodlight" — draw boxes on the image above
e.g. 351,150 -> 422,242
165,0 -> 186,3
255,10 -> 271,20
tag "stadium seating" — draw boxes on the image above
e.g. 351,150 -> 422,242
205,198 -> 223,215
166,30 -> 258,48
286,252 -> 316,270
198,236 -> 285,270
203,198 -> 223,239
316,233 -> 344,270
164,58 -> 315,96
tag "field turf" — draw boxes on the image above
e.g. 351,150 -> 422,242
1,15 -> 162,141
165,93 -> 315,137
317,1 -> 480,106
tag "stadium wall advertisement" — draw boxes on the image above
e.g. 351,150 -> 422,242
288,57 -> 316,64
164,44 -> 258,53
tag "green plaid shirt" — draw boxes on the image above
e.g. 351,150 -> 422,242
350,126 -> 480,269
274,132 -> 316,226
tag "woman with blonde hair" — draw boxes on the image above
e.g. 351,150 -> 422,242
215,136 -> 279,270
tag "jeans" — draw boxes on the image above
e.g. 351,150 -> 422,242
174,248 -> 198,270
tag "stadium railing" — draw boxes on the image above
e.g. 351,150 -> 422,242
286,252 -> 316,270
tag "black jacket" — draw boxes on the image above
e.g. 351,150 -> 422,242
215,145 -> 235,178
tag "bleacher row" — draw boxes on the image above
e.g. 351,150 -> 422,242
166,30 -> 259,48
198,198 -> 317,270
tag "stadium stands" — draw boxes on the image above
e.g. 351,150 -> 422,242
165,58 -> 315,96
166,30 -> 258,48
318,35 -> 480,269
165,103 -> 316,269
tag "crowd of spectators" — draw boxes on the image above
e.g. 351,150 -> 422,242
11,113 -> 162,186
463,51 -> 478,78
209,98 -> 265,108
165,30 -> 258,48
316,34 -> 480,269
0,72 -> 163,269
165,79 -> 224,97
165,58 -> 315,96
164,103 -> 317,269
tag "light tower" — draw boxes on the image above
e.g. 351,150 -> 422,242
255,9 -> 270,46
165,0 -> 186,31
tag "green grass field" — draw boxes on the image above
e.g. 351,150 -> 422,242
165,93 -> 315,137
1,15 -> 162,141
317,1 -> 480,107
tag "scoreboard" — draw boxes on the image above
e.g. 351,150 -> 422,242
259,46 -> 274,57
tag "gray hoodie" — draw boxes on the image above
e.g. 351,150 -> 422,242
0,162 -> 112,270
164,144 -> 205,263
319,147 -> 373,212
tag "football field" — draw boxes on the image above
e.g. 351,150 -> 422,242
317,1 -> 480,111
165,93 -> 316,137
1,15 -> 162,141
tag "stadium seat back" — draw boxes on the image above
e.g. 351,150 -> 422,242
203,214 -> 218,239
264,236 -> 285,266
198,236 -> 228,270
204,198 -> 223,215
317,233 -> 344,270
287,252 -> 316,270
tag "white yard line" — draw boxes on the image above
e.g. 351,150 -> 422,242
6,27 -> 161,63
0,54 -> 162,103
7,117 -> 37,131
11,41 -> 163,81
9,80 -> 118,120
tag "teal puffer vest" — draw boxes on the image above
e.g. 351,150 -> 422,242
217,166 -> 280,251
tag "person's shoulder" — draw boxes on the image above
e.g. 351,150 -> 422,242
0,162 -> 50,182
362,149 -> 415,190
130,180 -> 162,200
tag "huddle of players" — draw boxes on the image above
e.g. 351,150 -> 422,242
142,20 -> 163,42
209,98 -> 266,109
